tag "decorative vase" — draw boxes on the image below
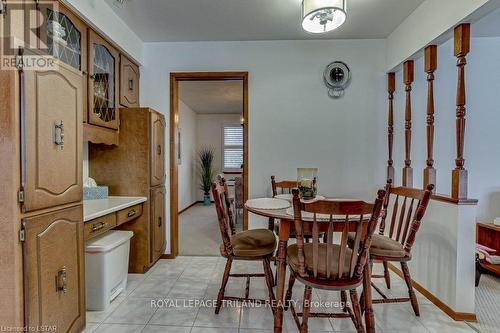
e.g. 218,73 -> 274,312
203,194 -> 211,206
297,168 -> 318,200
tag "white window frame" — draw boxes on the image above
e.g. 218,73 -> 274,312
222,124 -> 243,173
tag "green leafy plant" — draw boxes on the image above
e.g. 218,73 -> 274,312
198,147 -> 216,196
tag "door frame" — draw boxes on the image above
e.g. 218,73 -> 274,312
169,72 -> 249,258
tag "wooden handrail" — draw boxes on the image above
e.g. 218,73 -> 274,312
423,45 -> 437,192
402,60 -> 414,187
452,24 -> 470,199
387,73 -> 396,182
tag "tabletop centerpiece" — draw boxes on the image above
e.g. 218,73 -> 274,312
297,168 -> 318,200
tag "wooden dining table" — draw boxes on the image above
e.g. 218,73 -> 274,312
245,201 -> 376,333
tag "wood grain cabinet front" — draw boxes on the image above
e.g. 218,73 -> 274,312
22,52 -> 83,213
116,203 -> 143,226
22,205 -> 85,333
150,112 -> 166,187
83,214 -> 117,240
119,55 -> 140,107
151,187 -> 166,262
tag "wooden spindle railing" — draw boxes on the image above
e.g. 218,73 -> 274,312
387,73 -> 395,182
402,60 -> 414,187
452,24 -> 470,199
423,45 -> 437,191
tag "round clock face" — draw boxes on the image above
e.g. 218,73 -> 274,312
330,67 -> 345,83
324,61 -> 351,88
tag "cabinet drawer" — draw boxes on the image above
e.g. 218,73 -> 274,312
84,214 -> 116,240
116,204 -> 143,226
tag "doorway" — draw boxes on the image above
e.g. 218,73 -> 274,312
169,72 -> 249,257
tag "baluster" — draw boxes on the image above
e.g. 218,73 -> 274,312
424,45 -> 437,191
387,73 -> 396,182
402,60 -> 414,187
452,23 -> 470,199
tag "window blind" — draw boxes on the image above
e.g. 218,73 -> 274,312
223,126 -> 243,169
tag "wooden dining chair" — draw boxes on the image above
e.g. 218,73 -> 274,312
357,181 -> 434,317
284,189 -> 385,333
212,177 -> 276,314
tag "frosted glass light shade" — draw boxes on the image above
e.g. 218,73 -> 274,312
302,0 -> 347,33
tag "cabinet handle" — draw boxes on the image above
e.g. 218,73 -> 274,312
54,120 -> 64,150
56,266 -> 67,293
157,145 -> 162,155
129,79 -> 134,91
91,222 -> 106,232
127,209 -> 136,218
158,216 -> 162,227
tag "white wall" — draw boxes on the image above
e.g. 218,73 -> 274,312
62,0 -> 143,63
386,0 -> 493,71
140,39 -> 387,253
390,36 -> 500,220
178,100 -> 198,211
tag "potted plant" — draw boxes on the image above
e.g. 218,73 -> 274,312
198,147 -> 216,206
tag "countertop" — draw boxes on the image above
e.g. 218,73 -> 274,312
84,196 -> 147,222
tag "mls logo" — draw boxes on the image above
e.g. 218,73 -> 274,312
1,1 -> 58,70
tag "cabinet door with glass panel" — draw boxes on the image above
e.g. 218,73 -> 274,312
35,2 -> 87,123
88,30 -> 120,130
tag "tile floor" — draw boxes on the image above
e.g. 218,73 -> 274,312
85,256 -> 477,333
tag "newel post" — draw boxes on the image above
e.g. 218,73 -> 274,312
452,23 -> 470,199
387,72 -> 395,182
402,60 -> 414,187
423,45 -> 437,191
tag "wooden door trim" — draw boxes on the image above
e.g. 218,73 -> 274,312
169,71 -> 249,258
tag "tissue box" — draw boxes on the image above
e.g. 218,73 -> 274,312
83,186 -> 108,200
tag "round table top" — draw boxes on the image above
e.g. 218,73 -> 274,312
245,198 -> 370,222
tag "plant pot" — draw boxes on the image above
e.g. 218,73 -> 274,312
203,194 -> 211,206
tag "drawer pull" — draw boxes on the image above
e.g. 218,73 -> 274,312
56,266 -> 67,293
127,209 -> 136,218
53,120 -> 64,150
91,222 -> 107,232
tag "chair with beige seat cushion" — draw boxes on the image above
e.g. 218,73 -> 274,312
355,181 -> 433,317
212,177 -> 276,314
284,189 -> 386,333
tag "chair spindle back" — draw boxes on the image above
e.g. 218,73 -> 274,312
292,189 -> 385,281
379,181 -> 434,253
212,177 -> 237,256
271,175 -> 298,196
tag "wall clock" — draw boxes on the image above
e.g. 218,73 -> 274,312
324,61 -> 351,98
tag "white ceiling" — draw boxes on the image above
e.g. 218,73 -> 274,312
179,81 -> 243,114
105,0 -> 425,42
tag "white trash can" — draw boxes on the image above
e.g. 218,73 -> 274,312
85,230 -> 134,311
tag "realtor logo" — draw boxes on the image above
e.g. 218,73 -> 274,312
1,1 -> 58,70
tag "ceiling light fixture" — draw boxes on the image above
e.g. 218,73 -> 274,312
302,0 -> 347,34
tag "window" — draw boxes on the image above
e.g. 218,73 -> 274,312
223,126 -> 243,170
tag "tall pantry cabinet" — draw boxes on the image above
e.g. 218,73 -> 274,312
0,1 -> 85,331
89,108 -> 167,272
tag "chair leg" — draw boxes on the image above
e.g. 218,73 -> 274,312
383,261 -> 391,289
284,272 -> 296,311
349,289 -> 365,333
215,258 -> 232,314
300,286 -> 313,333
401,262 -> 420,316
340,290 -> 348,312
263,258 -> 276,314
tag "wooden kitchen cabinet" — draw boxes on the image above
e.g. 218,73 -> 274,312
151,187 -> 166,262
22,205 -> 85,333
88,30 -> 120,130
120,54 -> 140,107
22,50 -> 83,213
150,111 -> 166,187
